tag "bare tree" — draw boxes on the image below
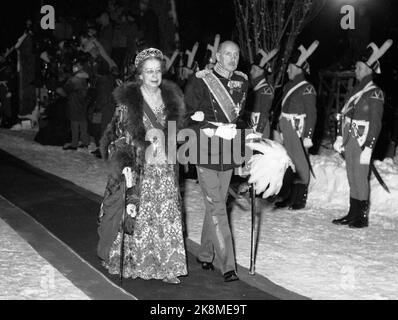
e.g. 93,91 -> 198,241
234,0 -> 325,88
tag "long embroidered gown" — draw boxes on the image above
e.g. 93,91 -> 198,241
102,99 -> 187,280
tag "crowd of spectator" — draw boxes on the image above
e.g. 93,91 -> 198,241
0,0 -> 171,159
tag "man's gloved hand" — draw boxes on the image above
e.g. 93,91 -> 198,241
126,204 -> 137,218
303,138 -> 313,149
333,136 -> 344,153
202,128 -> 215,138
215,124 -> 237,140
122,167 -> 133,188
191,111 -> 205,122
251,112 -> 260,128
360,147 -> 372,165
273,130 -> 283,144
250,65 -> 265,80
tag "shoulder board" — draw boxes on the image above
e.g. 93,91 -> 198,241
303,85 -> 316,95
370,89 -> 384,101
234,70 -> 248,81
195,69 -> 212,79
264,86 -> 274,95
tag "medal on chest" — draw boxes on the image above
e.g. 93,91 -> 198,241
227,80 -> 243,94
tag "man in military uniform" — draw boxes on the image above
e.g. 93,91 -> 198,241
249,49 -> 277,138
184,41 -> 251,282
275,42 -> 318,210
333,40 -> 392,228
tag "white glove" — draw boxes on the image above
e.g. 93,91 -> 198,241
202,128 -> 215,138
333,136 -> 344,153
126,204 -> 137,218
250,65 -> 264,80
360,147 -> 372,165
191,111 -> 205,122
246,132 -> 263,141
273,130 -> 283,144
122,167 -> 133,188
251,112 -> 260,130
303,138 -> 313,149
215,124 -> 237,140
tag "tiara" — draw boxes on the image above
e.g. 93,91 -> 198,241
134,48 -> 164,67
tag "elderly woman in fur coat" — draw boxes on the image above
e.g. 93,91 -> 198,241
97,48 -> 187,284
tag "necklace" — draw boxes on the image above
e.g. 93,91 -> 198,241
140,85 -> 165,125
141,86 -> 163,111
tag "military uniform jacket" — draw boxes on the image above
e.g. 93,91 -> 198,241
184,68 -> 249,171
341,75 -> 384,150
280,74 -> 317,140
251,75 -> 274,135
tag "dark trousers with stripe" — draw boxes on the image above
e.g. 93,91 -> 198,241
279,118 -> 310,185
196,166 -> 236,275
343,124 -> 370,200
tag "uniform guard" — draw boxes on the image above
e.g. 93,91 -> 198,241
333,39 -> 393,228
275,41 -> 319,210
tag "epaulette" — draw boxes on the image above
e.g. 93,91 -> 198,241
303,85 -> 316,95
370,89 -> 384,101
254,79 -> 274,95
234,70 -> 248,81
263,86 -> 274,95
196,69 -> 212,79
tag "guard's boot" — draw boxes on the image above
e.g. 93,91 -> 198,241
289,184 -> 308,210
332,197 -> 357,225
349,200 -> 369,229
274,184 -> 297,209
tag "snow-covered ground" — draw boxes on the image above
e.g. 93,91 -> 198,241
1,128 -> 398,300
0,202 -> 89,300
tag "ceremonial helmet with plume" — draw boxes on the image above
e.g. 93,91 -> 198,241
252,48 -> 279,73
289,40 -> 319,74
358,39 -> 393,74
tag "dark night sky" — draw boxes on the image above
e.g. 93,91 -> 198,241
1,0 -> 397,70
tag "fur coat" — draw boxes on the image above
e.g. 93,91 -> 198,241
100,79 -> 186,178
97,79 -> 185,261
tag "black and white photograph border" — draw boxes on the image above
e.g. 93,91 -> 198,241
0,0 -> 398,304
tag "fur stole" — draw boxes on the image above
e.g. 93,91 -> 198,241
100,79 -> 185,178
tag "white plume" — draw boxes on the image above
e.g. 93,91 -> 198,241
245,136 -> 295,199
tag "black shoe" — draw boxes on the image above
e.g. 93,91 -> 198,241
91,148 -> 102,159
289,202 -> 306,210
274,183 -> 298,209
288,184 -> 308,210
332,216 -> 353,225
223,270 -> 239,282
333,198 -> 357,225
196,258 -> 214,271
349,218 -> 369,228
274,198 -> 290,208
348,200 -> 369,229
63,145 -> 77,150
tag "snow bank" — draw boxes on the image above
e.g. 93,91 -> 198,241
308,150 -> 398,225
